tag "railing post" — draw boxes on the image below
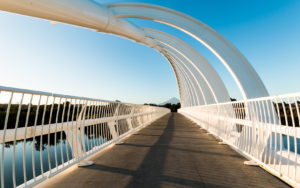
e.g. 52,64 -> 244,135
63,103 -> 93,167
108,104 -> 120,140
127,107 -> 135,130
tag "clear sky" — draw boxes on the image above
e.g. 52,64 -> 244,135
0,0 -> 300,104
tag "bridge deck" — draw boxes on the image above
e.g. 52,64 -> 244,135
44,113 -> 289,188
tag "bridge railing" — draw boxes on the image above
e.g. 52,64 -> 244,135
179,93 -> 300,187
0,86 -> 170,188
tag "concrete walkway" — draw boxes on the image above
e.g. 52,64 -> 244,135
45,113 -> 289,188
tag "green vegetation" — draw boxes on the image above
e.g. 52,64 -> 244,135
0,102 -> 117,130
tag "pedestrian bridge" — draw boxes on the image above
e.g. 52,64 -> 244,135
0,1 -> 299,187
39,113 -> 288,188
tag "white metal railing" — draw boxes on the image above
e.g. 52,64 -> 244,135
0,86 -> 170,188
179,92 -> 300,187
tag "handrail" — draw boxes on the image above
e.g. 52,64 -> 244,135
0,86 -> 170,188
179,93 -> 300,187
0,85 -> 138,105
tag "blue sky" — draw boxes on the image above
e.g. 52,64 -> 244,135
0,0 -> 300,104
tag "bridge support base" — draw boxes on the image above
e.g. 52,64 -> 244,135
116,141 -> 125,145
244,160 -> 258,166
78,161 -> 94,167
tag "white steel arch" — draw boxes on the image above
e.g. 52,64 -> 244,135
162,48 -> 207,105
163,55 -> 194,107
0,0 -> 269,107
166,52 -> 203,106
143,28 -> 231,103
174,64 -> 196,106
146,32 -> 213,105
146,33 -> 213,105
106,3 -> 269,100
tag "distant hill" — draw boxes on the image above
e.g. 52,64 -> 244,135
159,97 -> 180,105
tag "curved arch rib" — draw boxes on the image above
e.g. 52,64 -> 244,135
143,28 -> 231,103
166,53 -> 203,106
161,47 -> 207,105
163,55 -> 192,107
107,3 -> 269,100
0,1 -> 269,102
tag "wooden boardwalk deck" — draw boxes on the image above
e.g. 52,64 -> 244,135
43,113 -> 289,188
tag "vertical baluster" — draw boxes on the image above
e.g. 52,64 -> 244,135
106,103 -> 111,141
116,103 -> 120,137
65,99 -> 72,163
108,103 -> 113,140
248,101 -> 255,155
117,104 -> 121,136
92,101 -> 97,148
243,101 -> 248,152
23,94 -> 33,186
237,102 -> 242,148
86,102 -> 91,152
47,97 -> 55,173
120,105 -> 123,134
271,98 -> 279,170
104,102 -> 108,142
1,92 -> 14,188
252,101 -> 259,159
32,95 -> 41,180
246,101 -> 252,154
60,98 -> 67,167
79,100 -> 85,157
275,98 -> 283,175
261,99 -> 268,164
109,103 -> 113,141
281,98 -> 290,177
95,102 -> 100,147
122,106 -> 125,134
293,96 -> 300,181
101,104 -> 104,144
40,96 -> 49,176
98,102 -> 103,146
90,102 -> 95,150
103,103 -> 107,143
287,97 -> 295,178
75,100 -> 81,158
265,99 -> 273,167
54,98 -> 62,170
123,105 -> 126,133
70,99 -> 76,159
258,101 -> 265,160
12,93 -> 24,188
132,106 -> 135,129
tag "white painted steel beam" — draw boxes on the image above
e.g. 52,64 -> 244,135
143,28 -> 231,104
107,3 -> 269,100
163,55 -> 194,106
163,49 -> 206,105
167,55 -> 198,106
0,0 -> 270,107
143,28 -> 231,103
168,55 -> 201,106
162,55 -> 187,106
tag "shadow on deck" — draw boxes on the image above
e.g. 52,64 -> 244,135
43,113 -> 289,188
